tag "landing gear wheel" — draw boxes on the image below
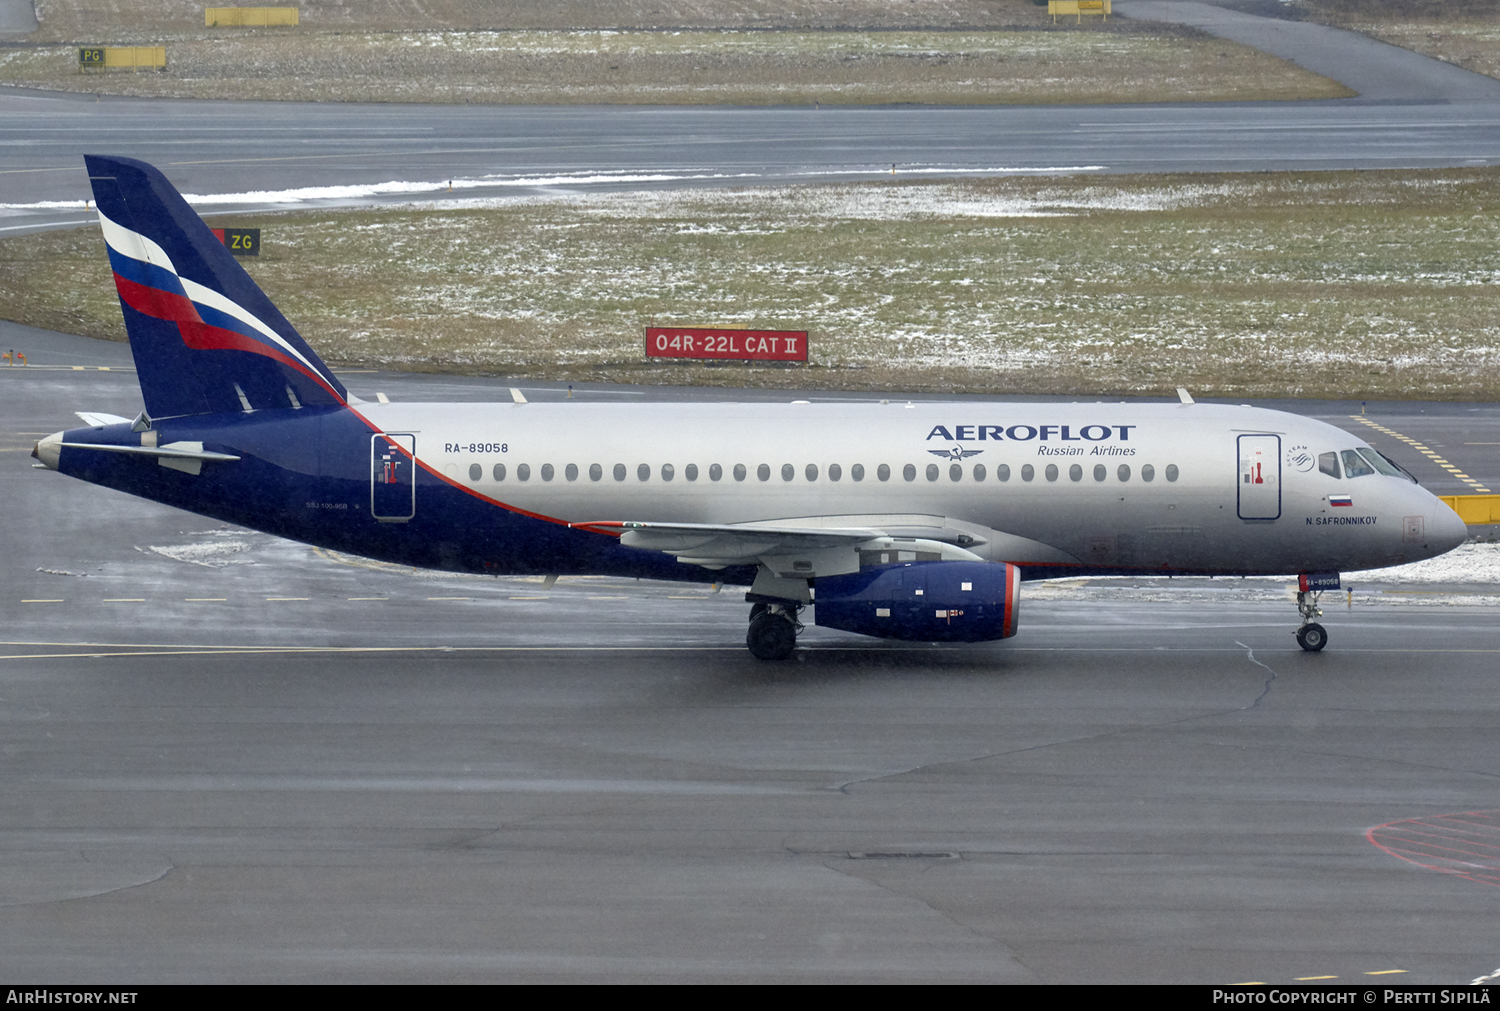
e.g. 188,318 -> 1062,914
748,601 -> 769,623
747,613 -> 797,661
1296,622 -> 1328,652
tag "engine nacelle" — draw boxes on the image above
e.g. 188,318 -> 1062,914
812,561 -> 1020,642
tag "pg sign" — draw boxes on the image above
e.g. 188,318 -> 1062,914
646,326 -> 808,362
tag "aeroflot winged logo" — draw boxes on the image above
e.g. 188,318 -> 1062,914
929,447 -> 983,461
96,208 -> 343,400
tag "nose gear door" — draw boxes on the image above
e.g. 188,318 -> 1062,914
1237,434 -> 1281,520
371,433 -> 416,522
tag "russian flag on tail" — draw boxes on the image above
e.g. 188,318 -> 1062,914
84,155 -> 346,419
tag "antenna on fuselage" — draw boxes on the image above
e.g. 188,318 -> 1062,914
1176,387 -> 1195,405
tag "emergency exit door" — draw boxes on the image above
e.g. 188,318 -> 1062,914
371,433 -> 416,522
1237,434 -> 1280,520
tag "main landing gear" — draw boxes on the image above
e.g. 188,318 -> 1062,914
747,600 -> 803,661
1295,591 -> 1328,653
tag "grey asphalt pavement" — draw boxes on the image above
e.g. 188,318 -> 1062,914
1118,1 -> 1500,103
0,0 -> 35,36
4,329 -> 1499,983
3,93 -> 1500,236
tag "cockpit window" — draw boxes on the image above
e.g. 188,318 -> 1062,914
1355,447 -> 1405,478
1341,449 -> 1375,478
1318,451 -> 1340,478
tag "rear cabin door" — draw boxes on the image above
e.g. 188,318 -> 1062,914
1237,434 -> 1281,521
371,433 -> 416,522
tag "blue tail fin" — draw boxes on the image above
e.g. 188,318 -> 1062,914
84,155 -> 346,418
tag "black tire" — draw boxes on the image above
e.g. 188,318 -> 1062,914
1296,622 -> 1328,652
747,613 -> 797,661
748,601 -> 769,623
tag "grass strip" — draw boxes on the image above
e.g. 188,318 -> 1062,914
3,168 -> 1497,400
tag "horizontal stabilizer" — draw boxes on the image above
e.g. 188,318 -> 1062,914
60,441 -> 241,462
74,411 -> 132,427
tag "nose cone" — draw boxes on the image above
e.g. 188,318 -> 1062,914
31,431 -> 62,470
1431,498 -> 1469,556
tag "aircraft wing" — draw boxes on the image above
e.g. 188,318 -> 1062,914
570,515 -> 1076,577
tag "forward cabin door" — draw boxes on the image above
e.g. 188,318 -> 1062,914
371,433 -> 416,522
1237,434 -> 1281,520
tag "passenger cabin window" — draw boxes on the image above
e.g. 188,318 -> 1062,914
469,463 -> 481,482
926,464 -> 939,481
613,463 -> 626,481
829,463 -> 842,481
661,463 -> 674,481
805,464 -> 818,481
1118,464 -> 1130,482
757,464 -> 770,481
733,464 -> 746,481
1093,464 -> 1106,482
903,464 -> 917,482
589,463 -> 601,481
541,463 -> 554,481
1341,449 -> 1374,479
517,464 -> 531,481
1021,464 -> 1034,482
1319,451 -> 1340,478
685,463 -> 698,481
493,463 -> 507,481
1141,464 -> 1154,482
638,464 -> 651,481
565,463 -> 578,481
973,463 -> 986,481
1165,464 -> 1179,482
1045,464 -> 1059,482
997,464 -> 1011,482
877,464 -> 890,482
850,464 -> 863,481
1068,464 -> 1081,482
781,464 -> 795,482
710,464 -> 723,481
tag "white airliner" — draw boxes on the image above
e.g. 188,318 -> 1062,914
33,156 -> 1469,659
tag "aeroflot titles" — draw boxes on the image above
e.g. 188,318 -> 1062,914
926,425 -> 1137,442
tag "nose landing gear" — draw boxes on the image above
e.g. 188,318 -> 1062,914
1295,598 -> 1328,653
747,600 -> 803,661
1294,572 -> 1340,652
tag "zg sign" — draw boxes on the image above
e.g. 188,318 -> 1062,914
211,227 -> 260,256
646,326 -> 808,362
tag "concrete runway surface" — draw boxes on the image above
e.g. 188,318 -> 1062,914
3,326 -> 1499,983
